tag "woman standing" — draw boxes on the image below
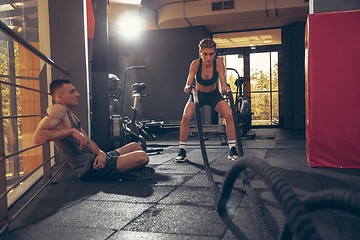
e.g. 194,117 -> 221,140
176,38 -> 238,162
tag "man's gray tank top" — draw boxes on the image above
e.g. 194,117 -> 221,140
54,110 -> 95,177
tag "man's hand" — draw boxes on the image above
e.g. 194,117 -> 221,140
93,151 -> 106,169
72,130 -> 88,150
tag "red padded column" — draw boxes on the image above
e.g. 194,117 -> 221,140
305,10 -> 360,168
86,0 -> 95,39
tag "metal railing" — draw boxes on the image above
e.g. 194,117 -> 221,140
0,18 -> 69,234
0,20 -> 69,76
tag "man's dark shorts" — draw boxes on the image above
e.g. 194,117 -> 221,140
80,150 -> 122,181
188,88 -> 224,109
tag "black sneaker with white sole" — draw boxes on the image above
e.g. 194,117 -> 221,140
175,148 -> 187,162
228,146 -> 239,161
121,167 -> 155,180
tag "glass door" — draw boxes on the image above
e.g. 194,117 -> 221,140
215,29 -> 281,128
225,54 -> 244,89
222,50 -> 279,127
250,52 -> 279,125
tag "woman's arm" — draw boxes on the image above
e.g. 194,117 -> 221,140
184,59 -> 199,93
217,59 -> 228,93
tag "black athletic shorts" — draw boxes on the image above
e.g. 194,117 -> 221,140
188,88 -> 224,109
80,150 -> 122,181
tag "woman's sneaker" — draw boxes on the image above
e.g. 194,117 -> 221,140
228,146 -> 239,161
175,148 -> 187,162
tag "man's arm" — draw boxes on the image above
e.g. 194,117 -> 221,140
33,104 -> 87,149
80,128 -> 106,169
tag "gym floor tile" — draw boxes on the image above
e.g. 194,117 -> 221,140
87,185 -> 175,204
0,224 -> 115,240
108,230 -> 220,240
39,201 -> 153,229
122,205 -> 228,237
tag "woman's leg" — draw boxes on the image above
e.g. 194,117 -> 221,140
176,101 -> 195,161
215,100 -> 235,141
215,100 -> 238,160
179,101 -> 195,143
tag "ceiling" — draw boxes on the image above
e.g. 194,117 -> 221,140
108,0 -> 309,33
213,28 -> 282,49
0,0 -> 309,48
0,0 -> 309,34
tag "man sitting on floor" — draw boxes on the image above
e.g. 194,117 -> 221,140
34,79 -> 155,181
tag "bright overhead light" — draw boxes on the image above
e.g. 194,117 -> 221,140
110,0 -> 141,5
118,14 -> 144,40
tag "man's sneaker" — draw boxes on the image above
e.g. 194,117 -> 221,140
228,146 -> 239,161
175,148 -> 187,162
121,167 -> 155,180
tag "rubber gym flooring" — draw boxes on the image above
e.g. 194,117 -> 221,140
2,128 -> 360,240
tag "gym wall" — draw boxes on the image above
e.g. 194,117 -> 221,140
49,0 -> 91,134
109,26 -> 211,123
281,21 -> 307,129
109,23 -> 307,129
310,0 -> 360,14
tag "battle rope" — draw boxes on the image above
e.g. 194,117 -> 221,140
191,86 -> 248,239
191,86 -> 275,239
191,85 -> 360,240
218,155 -> 322,240
224,85 -> 244,157
229,84 -> 284,239
220,86 -> 360,239
224,84 -> 278,240
240,170 -> 275,240
277,189 -> 360,240
191,87 -> 220,204
191,85 -> 323,240
302,190 -> 360,214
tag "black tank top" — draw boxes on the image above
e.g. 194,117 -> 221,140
195,58 -> 218,86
